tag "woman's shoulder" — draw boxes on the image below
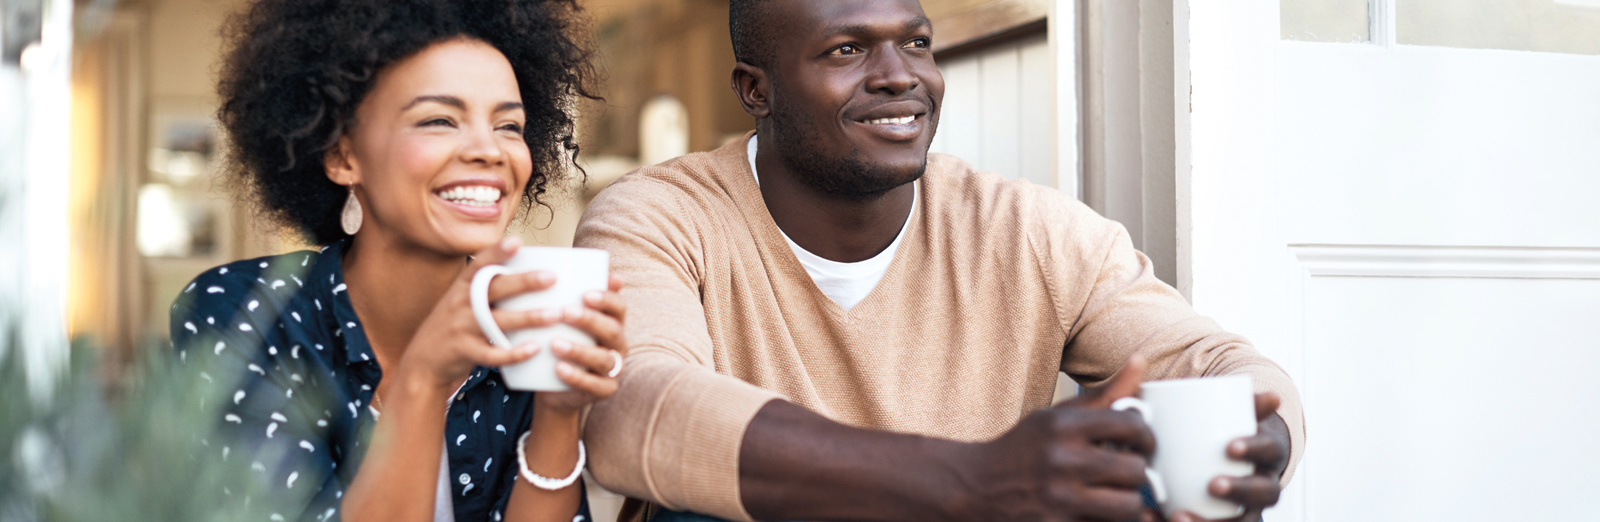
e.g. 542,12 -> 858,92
170,247 -> 336,339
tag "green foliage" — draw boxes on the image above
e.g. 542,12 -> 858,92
0,332 -> 312,522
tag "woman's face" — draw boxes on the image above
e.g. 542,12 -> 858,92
328,37 -> 531,256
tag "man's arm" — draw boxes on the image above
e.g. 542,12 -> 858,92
739,360 -> 1157,522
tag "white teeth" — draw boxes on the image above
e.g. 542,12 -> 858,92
864,115 -> 915,125
436,185 -> 502,207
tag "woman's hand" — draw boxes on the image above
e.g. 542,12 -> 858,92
391,237 -> 554,393
534,274 -> 627,413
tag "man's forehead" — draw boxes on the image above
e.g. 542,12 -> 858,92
772,0 -> 930,40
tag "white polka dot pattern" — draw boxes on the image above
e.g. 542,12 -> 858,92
168,240 -> 579,522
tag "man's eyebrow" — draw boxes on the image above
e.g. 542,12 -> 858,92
401,95 -> 466,111
820,16 -> 932,39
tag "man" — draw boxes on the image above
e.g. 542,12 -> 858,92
575,0 -> 1304,520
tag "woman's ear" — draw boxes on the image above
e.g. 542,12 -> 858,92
324,136 -> 360,187
731,63 -> 771,119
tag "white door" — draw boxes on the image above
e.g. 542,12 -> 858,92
1185,1 -> 1600,521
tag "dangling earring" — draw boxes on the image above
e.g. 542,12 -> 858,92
340,187 -> 362,235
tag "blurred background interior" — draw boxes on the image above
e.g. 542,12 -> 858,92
4,0 -> 1599,520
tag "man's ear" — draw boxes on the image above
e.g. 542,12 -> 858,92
731,62 -> 771,119
323,136 -> 359,187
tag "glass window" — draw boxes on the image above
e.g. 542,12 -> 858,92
1398,0 -> 1600,55
1282,0 -> 1371,43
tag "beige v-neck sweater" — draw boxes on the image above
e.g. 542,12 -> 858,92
575,134 -> 1304,521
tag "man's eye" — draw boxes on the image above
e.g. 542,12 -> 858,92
904,37 -> 930,49
830,44 -> 862,56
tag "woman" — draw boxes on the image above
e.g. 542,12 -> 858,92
170,1 -> 617,521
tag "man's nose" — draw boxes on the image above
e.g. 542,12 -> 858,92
865,45 -> 919,95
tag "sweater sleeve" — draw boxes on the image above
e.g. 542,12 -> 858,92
574,174 -> 782,521
1032,193 -> 1306,486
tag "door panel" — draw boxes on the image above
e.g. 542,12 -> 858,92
932,33 -> 1055,187
1187,2 -> 1600,520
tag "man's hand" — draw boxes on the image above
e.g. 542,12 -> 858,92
946,357 -> 1159,522
1168,393 -> 1290,522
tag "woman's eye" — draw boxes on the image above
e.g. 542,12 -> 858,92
499,123 -> 524,133
830,44 -> 862,56
420,118 -> 454,127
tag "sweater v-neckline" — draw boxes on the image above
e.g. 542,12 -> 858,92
724,133 -> 922,322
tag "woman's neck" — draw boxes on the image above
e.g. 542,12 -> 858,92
340,233 -> 466,370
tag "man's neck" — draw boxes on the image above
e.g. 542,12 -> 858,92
754,140 -> 915,263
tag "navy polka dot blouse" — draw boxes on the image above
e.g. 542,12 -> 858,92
170,239 -> 589,522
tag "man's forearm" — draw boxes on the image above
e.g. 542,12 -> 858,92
739,400 -> 973,522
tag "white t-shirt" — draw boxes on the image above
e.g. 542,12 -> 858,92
747,135 -> 915,310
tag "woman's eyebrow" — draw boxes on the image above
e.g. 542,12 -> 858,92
402,95 -> 466,111
494,101 -> 525,114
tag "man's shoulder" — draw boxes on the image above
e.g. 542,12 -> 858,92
921,152 -> 1102,226
581,141 -> 752,230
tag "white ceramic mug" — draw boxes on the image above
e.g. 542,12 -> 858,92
1111,374 -> 1257,519
469,247 -> 610,392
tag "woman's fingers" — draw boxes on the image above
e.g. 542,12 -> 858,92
464,236 -> 522,279
583,289 -> 627,322
550,339 -> 620,376
489,307 -> 563,334
485,270 -> 556,302
560,304 -> 626,354
465,342 -> 538,368
554,360 -> 619,398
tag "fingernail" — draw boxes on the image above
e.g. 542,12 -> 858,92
501,236 -> 521,251
541,309 -> 561,322
536,272 -> 556,286
564,306 -> 584,320
1214,477 -> 1232,495
516,343 -> 540,355
550,339 -> 572,352
1229,440 -> 1248,455
584,291 -> 602,304
556,361 -> 574,375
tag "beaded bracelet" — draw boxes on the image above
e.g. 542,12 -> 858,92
516,431 -> 586,491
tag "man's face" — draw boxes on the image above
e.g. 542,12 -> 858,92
763,0 -> 944,198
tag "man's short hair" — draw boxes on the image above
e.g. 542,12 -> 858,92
729,0 -> 777,68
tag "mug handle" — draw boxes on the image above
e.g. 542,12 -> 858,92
469,265 -> 515,349
1111,397 -> 1169,505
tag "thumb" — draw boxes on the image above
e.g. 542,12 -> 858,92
463,236 -> 523,279
1063,355 -> 1146,409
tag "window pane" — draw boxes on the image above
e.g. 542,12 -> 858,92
1399,0 -> 1600,55
1282,0 -> 1370,43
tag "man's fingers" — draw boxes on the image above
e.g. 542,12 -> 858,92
1076,448 -> 1153,489
1051,409 -> 1156,457
1253,392 -> 1281,422
1209,475 -> 1280,509
1067,355 -> 1146,409
1226,434 -> 1285,468
1064,487 -> 1146,522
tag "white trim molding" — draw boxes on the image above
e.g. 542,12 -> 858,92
1290,244 -> 1600,280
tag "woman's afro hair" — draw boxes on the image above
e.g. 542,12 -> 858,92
216,0 -> 598,245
